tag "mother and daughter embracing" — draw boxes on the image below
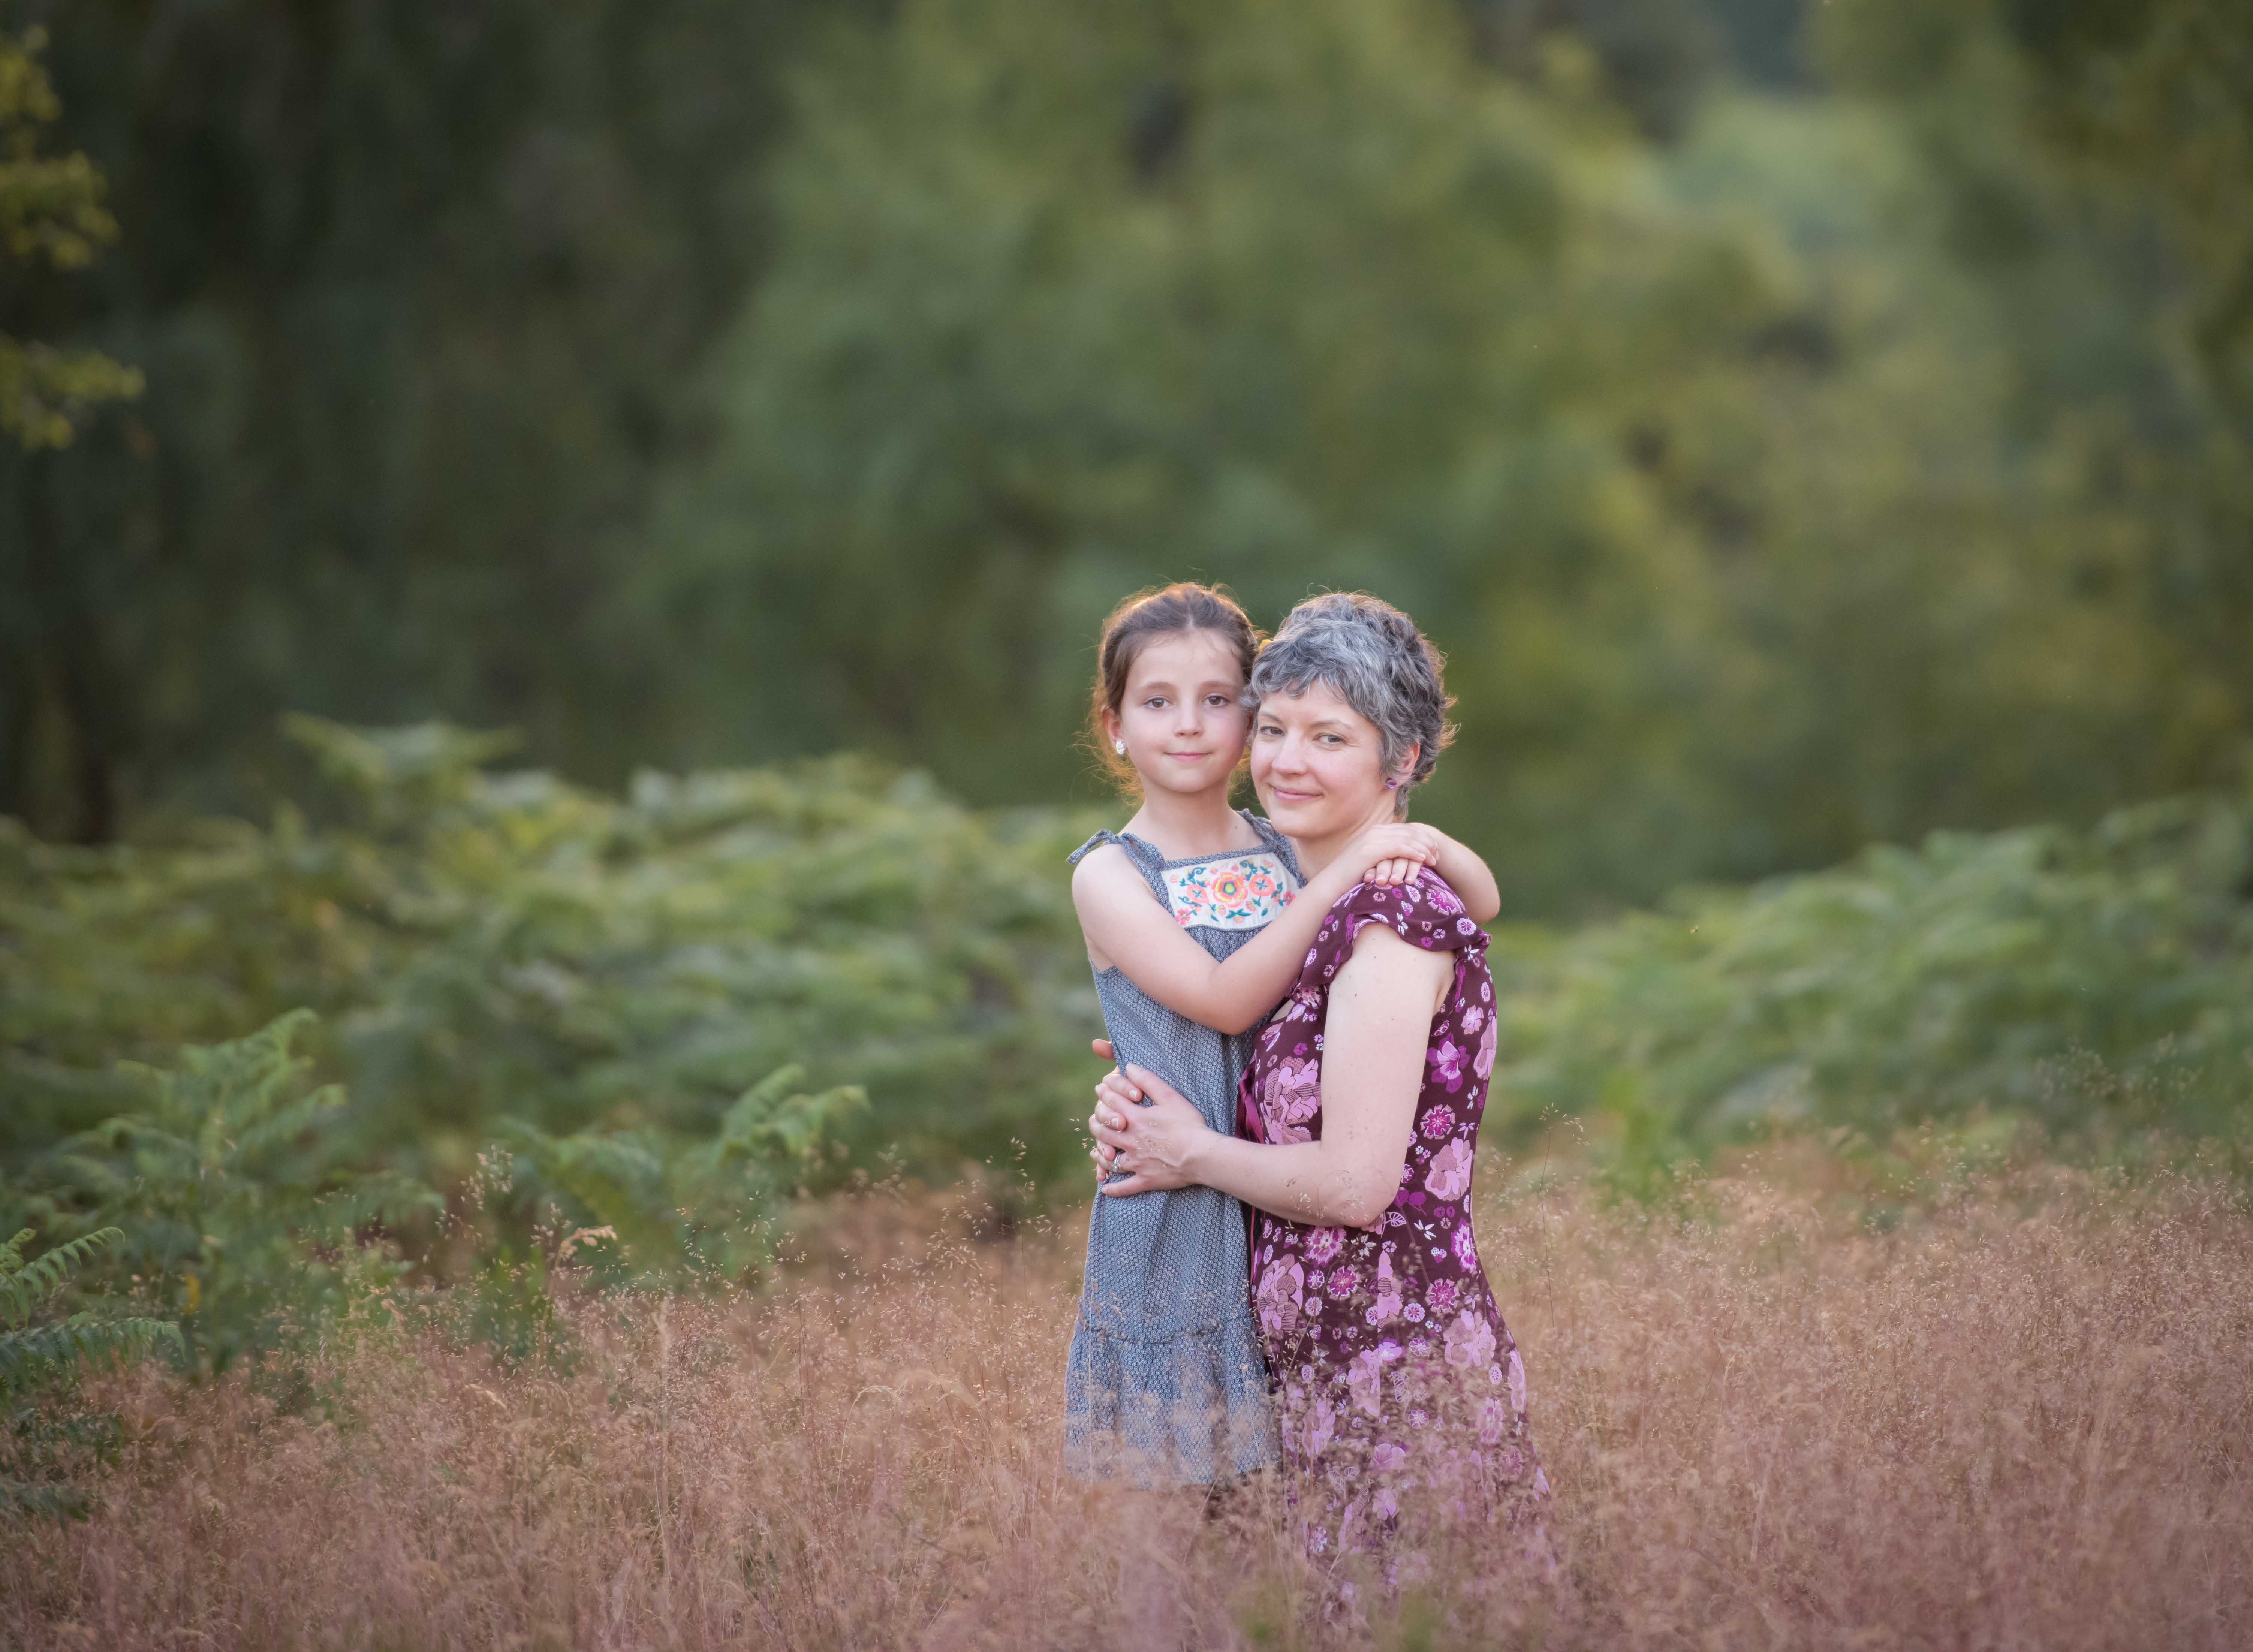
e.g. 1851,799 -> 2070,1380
1063,583 -> 1552,1592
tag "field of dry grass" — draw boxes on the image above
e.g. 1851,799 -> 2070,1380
6,1138 -> 2250,1652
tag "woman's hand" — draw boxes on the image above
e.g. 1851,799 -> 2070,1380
1342,822 -> 1443,889
1088,1067 -> 1132,1178
1087,1064 -> 1213,1196
1087,1039 -> 1118,1180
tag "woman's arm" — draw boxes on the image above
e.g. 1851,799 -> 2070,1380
1071,823 -> 1444,1036
1090,924 -> 1451,1226
1427,831 -> 1502,924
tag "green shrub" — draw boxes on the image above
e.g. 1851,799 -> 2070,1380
37,1012 -> 435,1373
1490,793 -> 2253,1162
1,1227 -> 180,1517
498,1062 -> 867,1285
0,718 -> 1108,1197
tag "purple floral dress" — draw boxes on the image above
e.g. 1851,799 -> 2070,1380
1238,871 -> 1551,1570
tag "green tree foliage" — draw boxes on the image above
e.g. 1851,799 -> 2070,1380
1810,0 -> 2253,752
648,0 -> 2239,911
0,718 -> 1104,1196
1,0 -> 2245,925
0,0 -> 854,842
0,25 -> 139,450
0,1226 -> 179,1517
1490,789 -> 2253,1164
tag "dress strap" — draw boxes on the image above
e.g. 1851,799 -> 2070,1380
1067,829 -> 1173,910
1240,810 -> 1307,888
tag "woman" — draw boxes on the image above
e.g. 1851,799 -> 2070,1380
1091,592 -> 1551,1575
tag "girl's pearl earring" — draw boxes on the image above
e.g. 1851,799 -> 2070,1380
1114,739 -> 1126,756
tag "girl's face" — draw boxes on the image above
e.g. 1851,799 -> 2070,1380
1250,681 -> 1407,844
1106,630 -> 1254,799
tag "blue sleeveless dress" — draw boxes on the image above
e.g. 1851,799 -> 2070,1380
1063,809 -> 1302,1485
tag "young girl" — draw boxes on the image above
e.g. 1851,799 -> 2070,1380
1066,584 -> 1501,1486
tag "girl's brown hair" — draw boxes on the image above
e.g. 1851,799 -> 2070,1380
1087,582 -> 1262,795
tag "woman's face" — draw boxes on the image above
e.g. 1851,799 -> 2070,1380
1250,681 -> 1403,843
1107,630 -> 1253,798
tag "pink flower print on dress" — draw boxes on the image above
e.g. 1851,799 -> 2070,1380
1370,1441 -> 1409,1474
1425,1277 -> 1458,1314
1303,1225 -> 1344,1264
1346,1349 -> 1386,1417
1460,1003 -> 1485,1034
1444,1309 -> 1497,1372
1257,1257 -> 1304,1336
1424,1138 -> 1473,1200
1427,1038 -> 1467,1091
1425,877 -> 1464,916
1326,1264 -> 1359,1299
1419,1104 -> 1456,1140
1451,1223 -> 1479,1269
1334,1498 -> 1362,1555
1473,1010 -> 1497,1080
1479,1396 -> 1509,1444
1304,1392 -> 1337,1458
1260,1055 -> 1320,1145
1507,1347 -> 1528,1415
1371,1251 -> 1404,1323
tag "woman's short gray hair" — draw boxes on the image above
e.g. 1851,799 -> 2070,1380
1250,592 -> 1455,812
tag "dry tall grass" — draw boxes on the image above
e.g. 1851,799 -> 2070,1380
6,1143 -> 2250,1651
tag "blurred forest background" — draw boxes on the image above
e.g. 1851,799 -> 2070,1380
7,0 -> 2248,906
3,0 -> 2252,1342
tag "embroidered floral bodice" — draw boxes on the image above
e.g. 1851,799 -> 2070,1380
1162,851 -> 1295,931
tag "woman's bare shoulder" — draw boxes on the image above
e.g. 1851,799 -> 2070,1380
1343,917 -> 1454,963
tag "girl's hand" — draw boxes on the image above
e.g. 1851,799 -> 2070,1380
1342,822 -> 1443,889
1088,1065 -> 1211,1196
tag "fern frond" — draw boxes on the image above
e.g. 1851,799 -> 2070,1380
739,1064 -> 809,1109
317,1173 -> 443,1230
0,1229 -> 122,1330
708,1075 -> 867,1168
499,1120 -> 676,1261
0,1314 -> 182,1393
0,1474 -> 88,1519
7,1405 -> 122,1454
230,1083 -> 347,1165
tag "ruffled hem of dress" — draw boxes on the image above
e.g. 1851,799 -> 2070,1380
1063,1314 -> 1278,1487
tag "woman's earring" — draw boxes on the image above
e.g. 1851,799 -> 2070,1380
1114,739 -> 1126,756
1386,777 -> 1400,790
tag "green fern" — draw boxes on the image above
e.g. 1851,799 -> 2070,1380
1,1227 -> 181,1517
60,1012 -> 439,1372
499,1064 -> 867,1283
